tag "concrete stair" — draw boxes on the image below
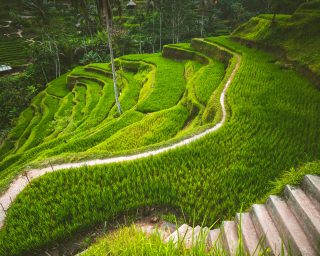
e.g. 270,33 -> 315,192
222,221 -> 239,255
235,212 -> 261,255
142,175 -> 320,255
251,204 -> 287,255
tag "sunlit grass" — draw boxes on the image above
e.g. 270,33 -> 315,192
0,37 -> 319,255
0,42 -> 227,189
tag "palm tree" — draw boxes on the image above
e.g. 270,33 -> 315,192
24,0 -> 50,24
96,0 -> 124,115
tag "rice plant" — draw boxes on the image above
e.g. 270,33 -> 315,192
0,41 -> 228,189
0,37 -> 319,255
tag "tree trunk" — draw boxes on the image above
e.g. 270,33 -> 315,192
159,10 -> 162,51
41,65 -> 48,84
272,12 -> 276,24
55,61 -> 58,78
47,37 -> 57,79
177,9 -> 183,43
177,16 -> 180,43
201,13 -> 204,38
152,8 -> 155,53
171,0 -> 175,43
103,0 -> 122,115
54,41 -> 60,77
139,21 -> 142,54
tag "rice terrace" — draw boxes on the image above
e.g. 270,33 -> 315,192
0,0 -> 319,255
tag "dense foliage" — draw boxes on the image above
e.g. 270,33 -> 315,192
1,37 -> 319,255
0,73 -> 37,140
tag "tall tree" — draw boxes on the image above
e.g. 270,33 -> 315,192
96,0 -> 123,115
152,0 -> 163,51
198,0 -> 214,38
24,0 -> 50,24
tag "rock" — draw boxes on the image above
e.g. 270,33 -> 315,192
150,216 -> 160,223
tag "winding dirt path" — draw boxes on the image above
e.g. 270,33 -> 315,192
0,45 -> 242,229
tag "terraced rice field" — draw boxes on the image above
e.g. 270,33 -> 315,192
0,36 -> 319,256
0,36 -> 28,67
0,41 -> 227,190
0,0 -> 28,68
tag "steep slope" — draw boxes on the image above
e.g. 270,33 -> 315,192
232,1 -> 320,84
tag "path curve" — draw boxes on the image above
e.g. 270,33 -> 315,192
0,46 -> 242,228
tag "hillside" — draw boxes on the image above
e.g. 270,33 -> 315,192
0,36 -> 319,255
232,1 -> 320,84
0,1 -> 320,254
0,41 -> 229,191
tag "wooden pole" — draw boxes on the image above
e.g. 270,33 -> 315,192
24,171 -> 31,183
0,203 -> 6,216
49,160 -> 54,171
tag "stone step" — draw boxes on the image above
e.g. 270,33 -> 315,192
222,221 -> 239,255
184,225 -> 201,248
184,226 -> 210,248
266,195 -> 317,256
139,224 -> 154,235
159,221 -> 177,239
235,212 -> 261,255
138,221 -> 176,240
208,228 -> 221,246
198,227 -> 210,247
142,225 -> 169,240
302,175 -> 320,203
165,224 -> 191,244
251,204 -> 287,255
284,185 -> 320,253
143,175 -> 320,254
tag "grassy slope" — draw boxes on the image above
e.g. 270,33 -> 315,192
1,37 -> 319,255
0,47 -> 227,190
232,2 -> 320,77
